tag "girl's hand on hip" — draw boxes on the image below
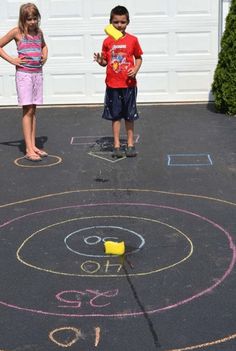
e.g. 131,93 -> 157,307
11,57 -> 27,67
41,55 -> 47,65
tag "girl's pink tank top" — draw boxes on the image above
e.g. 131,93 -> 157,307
17,33 -> 42,73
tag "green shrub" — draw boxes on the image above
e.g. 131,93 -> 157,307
212,0 -> 236,115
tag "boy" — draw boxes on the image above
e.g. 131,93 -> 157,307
94,5 -> 143,157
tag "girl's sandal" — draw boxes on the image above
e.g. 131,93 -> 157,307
35,150 -> 48,157
25,154 -> 42,162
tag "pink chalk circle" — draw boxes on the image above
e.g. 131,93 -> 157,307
0,202 -> 235,318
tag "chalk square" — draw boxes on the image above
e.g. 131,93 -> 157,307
71,136 -> 100,145
71,134 -> 140,145
167,154 -> 213,166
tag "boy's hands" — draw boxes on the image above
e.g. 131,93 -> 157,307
127,67 -> 138,78
127,57 -> 142,78
94,52 -> 107,66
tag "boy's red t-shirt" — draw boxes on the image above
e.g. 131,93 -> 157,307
102,33 -> 143,88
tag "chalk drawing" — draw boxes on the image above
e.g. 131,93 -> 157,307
16,214 -> 192,277
0,189 -> 235,350
0,205 -> 231,317
94,326 -> 101,347
80,260 -> 101,274
167,153 -> 213,167
56,289 -> 119,309
0,189 -> 236,351
104,260 -> 123,273
56,290 -> 85,309
87,289 -> 118,308
70,134 -> 140,145
0,188 -> 236,210
49,327 -> 82,347
14,155 -> 62,168
84,235 -> 107,245
64,225 -> 145,257
88,151 -> 126,163
80,259 -> 123,274
166,332 -> 236,350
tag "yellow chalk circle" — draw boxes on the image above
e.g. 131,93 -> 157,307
104,241 -> 125,255
104,24 -> 123,40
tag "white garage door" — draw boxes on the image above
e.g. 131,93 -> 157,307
0,0 -> 220,105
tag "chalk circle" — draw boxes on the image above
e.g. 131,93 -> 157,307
16,214 -> 193,277
84,235 -> 102,245
6,200 -> 236,322
166,332 -> 236,351
14,154 -> 62,168
0,189 -> 236,351
64,225 -> 145,257
49,327 -> 81,347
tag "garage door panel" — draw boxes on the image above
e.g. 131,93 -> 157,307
133,1 -> 169,16
7,75 -> 16,97
0,74 -> 16,104
88,0 -> 130,19
89,34 -> 106,55
90,73 -> 106,96
138,33 -> 169,56
51,73 -> 86,95
49,35 -> 84,58
176,0 -> 215,16
175,32 -> 212,55
176,70 -> 212,93
139,72 -> 169,94
0,3 -> 18,20
0,76 -> 4,98
45,0 -> 84,19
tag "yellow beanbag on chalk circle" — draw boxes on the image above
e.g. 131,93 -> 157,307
104,241 -> 125,255
104,24 -> 123,41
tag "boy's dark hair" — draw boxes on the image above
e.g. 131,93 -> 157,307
110,5 -> 130,24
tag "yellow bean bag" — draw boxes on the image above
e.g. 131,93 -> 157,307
104,24 -> 123,41
104,241 -> 125,255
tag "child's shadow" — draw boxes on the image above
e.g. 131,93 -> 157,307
0,136 -> 48,154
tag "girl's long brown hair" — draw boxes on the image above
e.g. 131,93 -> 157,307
18,3 -> 41,35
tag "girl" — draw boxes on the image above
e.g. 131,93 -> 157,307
0,3 -> 48,161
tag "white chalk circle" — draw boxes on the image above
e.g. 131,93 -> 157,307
64,225 -> 145,257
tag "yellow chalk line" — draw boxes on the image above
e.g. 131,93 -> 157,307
16,215 -> 193,277
166,333 -> 236,350
0,188 -> 236,209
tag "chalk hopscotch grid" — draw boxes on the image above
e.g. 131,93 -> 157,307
167,153 -> 213,167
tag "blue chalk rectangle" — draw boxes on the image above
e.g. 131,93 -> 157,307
167,154 -> 213,166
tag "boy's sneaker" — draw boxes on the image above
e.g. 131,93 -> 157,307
112,147 -> 124,158
125,146 -> 137,157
